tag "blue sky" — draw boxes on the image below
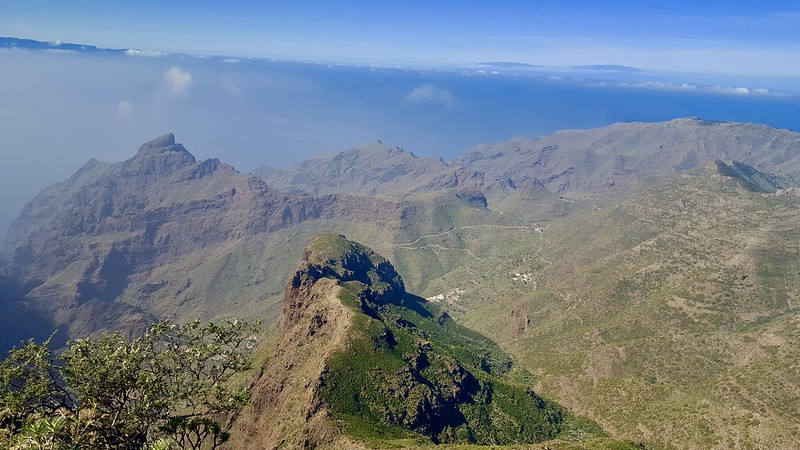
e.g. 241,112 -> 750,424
2,1 -> 799,76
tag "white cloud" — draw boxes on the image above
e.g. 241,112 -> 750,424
125,49 -> 167,58
164,67 -> 193,95
220,75 -> 242,96
405,84 -> 456,108
116,100 -> 133,117
222,58 -> 241,64
707,86 -> 751,95
588,79 -> 794,98
608,81 -> 698,92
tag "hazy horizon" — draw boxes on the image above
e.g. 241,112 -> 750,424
2,44 -> 800,243
3,2 -> 799,77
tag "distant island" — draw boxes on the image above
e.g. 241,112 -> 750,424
477,62 -> 643,72
4,38 -> 645,75
477,61 -> 542,68
0,36 -> 122,54
0,36 -> 171,58
573,64 -> 643,72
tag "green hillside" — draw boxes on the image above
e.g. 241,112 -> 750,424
430,164 -> 800,449
305,234 -> 601,445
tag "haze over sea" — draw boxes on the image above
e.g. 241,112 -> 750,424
1,48 -> 799,238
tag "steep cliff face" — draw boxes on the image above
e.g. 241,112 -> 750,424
232,235 -> 610,449
3,134 -> 333,280
231,235 -> 401,449
0,135 -> 403,347
231,275 -> 362,450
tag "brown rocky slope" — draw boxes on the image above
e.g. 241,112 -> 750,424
0,134 -> 515,351
0,135 -> 404,347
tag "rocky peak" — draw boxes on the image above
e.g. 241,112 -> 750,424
283,234 -> 404,327
124,133 -> 196,177
134,133 -> 190,158
266,234 -> 582,446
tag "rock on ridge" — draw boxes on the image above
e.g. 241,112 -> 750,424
283,233 -> 404,328
125,133 -> 196,178
134,133 -> 191,158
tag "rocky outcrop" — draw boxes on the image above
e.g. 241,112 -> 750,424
283,235 -> 404,328
231,274 -> 362,450
231,237 -> 377,450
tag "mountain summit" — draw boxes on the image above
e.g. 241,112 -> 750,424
134,133 -> 189,157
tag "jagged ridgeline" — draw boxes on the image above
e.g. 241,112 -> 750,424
234,234 -> 630,449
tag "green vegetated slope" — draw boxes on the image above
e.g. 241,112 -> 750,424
234,234 -> 638,449
437,164 -> 800,449
314,234 -> 565,445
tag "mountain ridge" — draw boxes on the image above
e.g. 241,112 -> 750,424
0,135 -> 411,347
0,133 -> 514,351
455,118 -> 800,198
253,141 -> 487,198
252,118 -> 800,224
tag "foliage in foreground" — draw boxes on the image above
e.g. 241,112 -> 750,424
0,319 -> 258,449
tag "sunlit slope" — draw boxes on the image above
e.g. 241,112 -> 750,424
439,164 -> 800,449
